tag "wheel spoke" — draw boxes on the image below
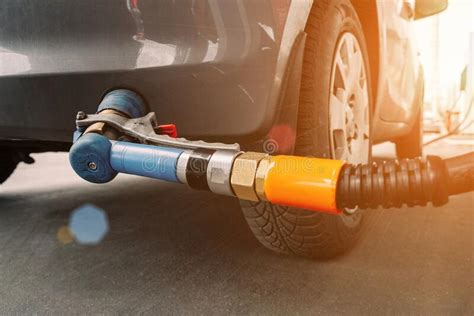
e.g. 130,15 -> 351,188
333,129 -> 348,160
356,84 -> 369,109
330,90 -> 346,130
349,50 -> 362,91
340,145 -> 351,161
335,54 -> 348,90
345,34 -> 355,60
329,32 -> 370,165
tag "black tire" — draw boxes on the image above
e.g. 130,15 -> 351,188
241,0 -> 372,259
396,89 -> 424,159
0,149 -> 18,184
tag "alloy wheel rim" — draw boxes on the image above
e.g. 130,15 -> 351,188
329,32 -> 370,164
329,32 -> 370,225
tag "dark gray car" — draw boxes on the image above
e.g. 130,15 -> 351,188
0,0 -> 447,258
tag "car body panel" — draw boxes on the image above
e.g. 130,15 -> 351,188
371,0 -> 423,142
375,0 -> 419,122
0,0 -> 422,150
0,0 -> 311,145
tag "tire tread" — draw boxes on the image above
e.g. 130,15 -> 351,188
241,0 -> 367,259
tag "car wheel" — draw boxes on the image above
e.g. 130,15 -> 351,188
241,0 -> 372,258
0,149 -> 19,184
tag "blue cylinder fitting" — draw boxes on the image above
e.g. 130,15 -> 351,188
70,89 -> 184,184
98,89 -> 147,118
72,89 -> 146,143
110,142 -> 184,183
69,133 -> 117,183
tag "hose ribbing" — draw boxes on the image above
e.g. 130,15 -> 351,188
336,156 -> 449,210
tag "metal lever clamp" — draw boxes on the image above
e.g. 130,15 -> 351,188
75,112 -> 241,152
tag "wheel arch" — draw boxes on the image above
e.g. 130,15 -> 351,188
351,0 -> 380,107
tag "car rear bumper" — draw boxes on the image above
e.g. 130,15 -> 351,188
0,0 -> 311,147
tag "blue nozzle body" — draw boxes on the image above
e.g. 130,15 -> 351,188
70,89 -> 150,183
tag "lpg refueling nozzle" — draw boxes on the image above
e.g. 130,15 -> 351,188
69,89 -> 474,215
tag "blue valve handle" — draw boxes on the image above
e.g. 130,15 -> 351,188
70,134 -> 184,184
70,89 -> 185,184
110,141 -> 183,182
69,133 -> 117,183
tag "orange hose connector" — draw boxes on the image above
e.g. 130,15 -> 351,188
262,156 -> 345,214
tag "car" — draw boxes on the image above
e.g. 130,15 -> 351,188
0,0 -> 447,258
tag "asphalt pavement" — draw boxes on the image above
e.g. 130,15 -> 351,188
0,140 -> 472,315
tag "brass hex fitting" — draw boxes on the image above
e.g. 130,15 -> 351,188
255,156 -> 272,201
230,152 -> 268,201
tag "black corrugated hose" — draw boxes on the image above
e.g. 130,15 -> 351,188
337,152 -> 474,210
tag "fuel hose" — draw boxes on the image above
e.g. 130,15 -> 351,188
69,90 -> 474,215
